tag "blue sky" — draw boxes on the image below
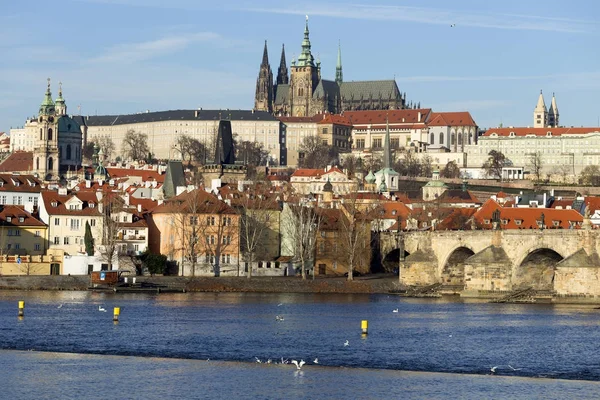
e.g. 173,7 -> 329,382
2,0 -> 599,133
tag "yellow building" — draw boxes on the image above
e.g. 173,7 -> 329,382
0,205 -> 62,275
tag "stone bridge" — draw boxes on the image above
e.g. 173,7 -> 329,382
379,228 -> 600,296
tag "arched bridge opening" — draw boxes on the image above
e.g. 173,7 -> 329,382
382,248 -> 410,274
515,248 -> 563,291
441,247 -> 475,286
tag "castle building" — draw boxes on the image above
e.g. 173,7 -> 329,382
255,17 -> 408,117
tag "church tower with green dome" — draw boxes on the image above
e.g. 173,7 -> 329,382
33,78 -> 60,180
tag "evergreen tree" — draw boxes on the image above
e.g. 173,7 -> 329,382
84,221 -> 94,256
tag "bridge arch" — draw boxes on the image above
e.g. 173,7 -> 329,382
440,246 -> 475,286
382,248 -> 410,273
514,247 -> 564,291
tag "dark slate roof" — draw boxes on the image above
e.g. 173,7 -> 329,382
313,79 -> 339,100
274,84 -> 289,106
82,109 -> 277,126
163,160 -> 186,199
339,80 -> 401,101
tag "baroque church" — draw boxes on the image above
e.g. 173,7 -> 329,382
254,17 -> 413,117
4,79 -> 83,181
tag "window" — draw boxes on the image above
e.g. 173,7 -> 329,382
189,216 -> 198,225
15,229 -> 20,236
391,138 -> 400,149
35,230 -> 40,237
372,138 -> 382,149
14,243 -> 20,250
70,219 -> 80,231
553,220 -> 560,227
439,132 -> 444,144
322,140 -> 328,146
0,195 -> 5,204
6,216 -> 11,223
64,237 -> 70,245
484,219 -> 490,224
89,203 -> 95,208
356,139 -> 365,149
515,220 -> 522,226
34,244 -> 41,251
6,244 -> 10,250
18,216 -> 24,223
54,236 -> 60,245
7,229 -> 12,236
322,128 -> 328,134
54,218 -> 60,226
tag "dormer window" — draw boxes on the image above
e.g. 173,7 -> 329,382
392,210 -> 397,216
509,132 -> 515,137
19,217 -> 24,223
515,219 -> 522,226
484,219 -> 490,224
6,216 -> 11,222
547,131 -> 552,137
501,219 -> 508,224
553,220 -> 560,227
51,201 -> 58,207
89,203 -> 95,208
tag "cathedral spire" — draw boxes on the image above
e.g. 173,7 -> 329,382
55,81 -> 67,116
276,43 -> 289,85
548,92 -> 559,127
39,77 -> 55,116
335,40 -> 343,84
533,89 -> 548,128
296,15 -> 315,67
261,40 -> 269,66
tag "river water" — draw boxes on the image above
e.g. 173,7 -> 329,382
1,291 -> 600,399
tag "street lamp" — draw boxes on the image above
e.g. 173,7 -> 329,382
540,212 -> 545,231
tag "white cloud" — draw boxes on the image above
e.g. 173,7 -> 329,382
244,3 -> 597,33
90,32 -> 221,64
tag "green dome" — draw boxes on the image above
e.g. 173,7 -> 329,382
365,170 -> 376,184
39,79 -> 55,115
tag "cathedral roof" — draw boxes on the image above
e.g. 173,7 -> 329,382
274,84 -> 289,106
339,80 -> 401,102
82,109 -> 278,126
427,112 -> 477,127
313,79 -> 339,100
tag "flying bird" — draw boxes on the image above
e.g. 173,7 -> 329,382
255,357 -> 262,363
57,304 -> 63,309
291,359 -> 305,370
450,24 -> 456,27
344,340 -> 349,347
313,358 -> 319,364
508,365 -> 522,371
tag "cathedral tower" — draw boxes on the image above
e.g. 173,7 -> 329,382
276,44 -> 289,85
289,16 -> 320,117
548,93 -> 559,128
254,41 -> 274,112
533,90 -> 548,128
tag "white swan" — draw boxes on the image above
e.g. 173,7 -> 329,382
291,359 -> 305,370
344,340 -> 349,347
392,308 -> 399,313
98,306 -> 106,312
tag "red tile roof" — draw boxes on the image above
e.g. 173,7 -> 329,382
153,189 -> 236,215
0,205 -> 45,227
427,112 -> 477,127
317,114 -> 353,126
483,127 -> 600,137
106,168 -> 165,183
277,115 -> 322,123
0,174 -> 43,193
585,197 -> 600,213
0,152 -> 33,173
474,199 -> 582,229
41,191 -> 102,217
291,168 -> 324,178
345,109 -> 431,125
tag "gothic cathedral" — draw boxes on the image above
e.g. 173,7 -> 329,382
254,17 -> 412,117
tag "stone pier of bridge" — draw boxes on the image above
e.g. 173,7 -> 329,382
379,228 -> 600,297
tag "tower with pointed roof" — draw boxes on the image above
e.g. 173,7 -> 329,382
547,93 -> 559,128
374,116 -> 399,192
254,40 -> 274,112
276,44 -> 289,86
288,16 -> 320,117
533,90 -> 548,128
335,41 -> 343,85
55,81 -> 67,116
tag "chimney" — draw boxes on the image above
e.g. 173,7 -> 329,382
85,180 -> 91,188
137,203 -> 142,213
418,112 -> 421,122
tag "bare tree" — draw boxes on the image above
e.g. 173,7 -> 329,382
199,199 -> 238,277
173,190 -> 204,276
282,202 -> 323,280
299,135 -> 338,168
122,129 -> 150,162
528,151 -> 543,183
16,258 -> 46,276
337,196 -> 376,281
98,190 -> 125,270
554,164 -> 572,184
237,189 -> 278,279
96,135 -> 116,161
580,165 -> 600,186
441,160 -> 461,178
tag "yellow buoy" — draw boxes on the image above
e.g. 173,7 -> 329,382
361,319 -> 368,334
113,307 -> 120,322
18,301 -> 24,317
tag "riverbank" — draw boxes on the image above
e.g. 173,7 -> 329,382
0,274 -> 403,294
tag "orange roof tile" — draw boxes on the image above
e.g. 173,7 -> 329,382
0,152 -> 33,173
473,199 -> 582,229
427,112 -> 477,127
0,205 -> 45,227
106,168 -> 165,183
483,127 -> 600,137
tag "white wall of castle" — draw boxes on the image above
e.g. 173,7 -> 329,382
85,118 -> 282,163
465,131 -> 600,176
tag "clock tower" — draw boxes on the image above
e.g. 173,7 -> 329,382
33,78 -> 60,180
289,16 -> 320,117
